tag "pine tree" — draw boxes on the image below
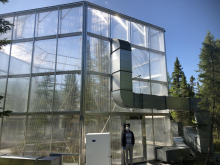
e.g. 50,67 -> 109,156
189,75 -> 196,98
197,31 -> 220,164
170,57 -> 184,97
167,72 -> 172,96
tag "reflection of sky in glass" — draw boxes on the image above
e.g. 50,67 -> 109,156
111,15 -> 129,41
132,48 -> 149,79
59,7 -> 82,34
131,22 -> 146,47
10,42 -> 33,75
35,10 -> 58,37
0,17 -> 13,40
0,45 -> 10,76
13,14 -> 35,39
88,8 -> 109,37
57,36 -> 82,71
33,39 -> 56,73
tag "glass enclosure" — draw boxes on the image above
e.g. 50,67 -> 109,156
0,1 -> 171,165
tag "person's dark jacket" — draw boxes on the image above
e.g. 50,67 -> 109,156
121,130 -> 135,147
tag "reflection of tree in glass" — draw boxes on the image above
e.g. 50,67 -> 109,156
85,38 -> 110,112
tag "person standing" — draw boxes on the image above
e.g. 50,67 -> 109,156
121,123 -> 135,165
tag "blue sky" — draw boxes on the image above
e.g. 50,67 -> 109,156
1,0 -> 220,83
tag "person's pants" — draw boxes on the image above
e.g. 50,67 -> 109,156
122,145 -> 133,165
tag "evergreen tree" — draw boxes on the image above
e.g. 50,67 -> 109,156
189,75 -> 196,98
167,72 -> 172,96
0,0 -> 13,50
0,0 -> 13,117
170,57 -> 183,97
197,31 -> 220,164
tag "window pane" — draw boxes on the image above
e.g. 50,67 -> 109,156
133,80 -> 150,94
0,44 -> 10,76
131,22 -> 146,47
35,10 -> 58,37
151,82 -> 167,96
10,42 -> 32,75
111,116 -> 121,164
150,52 -> 166,81
149,28 -> 164,52
87,36 -> 110,73
25,115 -> 52,156
126,119 -> 143,158
59,7 -> 82,34
57,36 -> 82,71
154,116 -> 172,146
13,14 -> 35,39
51,115 -> 79,155
88,8 -> 109,37
32,39 -> 56,73
5,77 -> 29,112
111,15 -> 130,41
0,17 -> 13,40
145,116 -> 155,160
0,116 -> 26,156
85,74 -> 110,112
54,74 -> 81,112
29,75 -> 54,112
132,48 -> 149,79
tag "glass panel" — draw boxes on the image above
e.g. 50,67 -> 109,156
126,119 -> 143,158
132,48 -> 149,79
85,114 -> 110,134
54,74 -> 81,112
29,75 -> 54,112
57,36 -> 82,71
51,115 -> 79,156
85,74 -> 110,112
32,39 -> 56,73
0,116 -> 26,156
133,80 -> 150,94
151,82 -> 167,96
131,22 -> 146,47
111,15 -> 130,41
87,36 -> 110,73
149,28 -> 164,52
87,8 -> 109,37
0,17 -> 13,40
9,42 -> 32,75
59,7 -> 82,34
145,116 -> 155,160
25,115 -> 52,156
0,44 -> 10,76
0,78 -> 6,109
111,116 -> 121,164
5,77 -> 29,112
13,14 -> 35,39
150,52 -> 166,81
153,116 -> 172,146
35,10 -> 58,37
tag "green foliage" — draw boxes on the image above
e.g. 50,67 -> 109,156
0,0 -> 9,4
0,18 -> 13,50
169,58 -> 196,126
197,31 -> 220,164
214,139 -> 220,153
0,95 -> 12,117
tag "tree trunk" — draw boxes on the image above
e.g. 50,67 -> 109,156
205,120 -> 213,165
217,126 -> 219,139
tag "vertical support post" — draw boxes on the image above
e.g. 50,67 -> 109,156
141,115 -> 147,161
79,2 -> 88,165
0,13 -> 15,149
50,6 -> 60,153
23,10 -> 37,156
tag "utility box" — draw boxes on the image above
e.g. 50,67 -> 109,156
86,133 -> 111,165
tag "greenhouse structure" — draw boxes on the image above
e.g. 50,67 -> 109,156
0,1 -> 171,164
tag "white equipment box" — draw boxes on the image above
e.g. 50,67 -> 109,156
86,133 -> 111,165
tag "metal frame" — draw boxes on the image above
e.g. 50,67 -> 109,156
0,2 -> 171,165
